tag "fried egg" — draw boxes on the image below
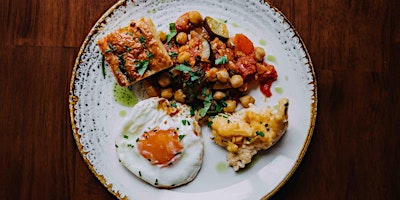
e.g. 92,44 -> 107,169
115,97 -> 203,188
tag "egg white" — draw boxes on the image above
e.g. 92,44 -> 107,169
115,97 -> 203,188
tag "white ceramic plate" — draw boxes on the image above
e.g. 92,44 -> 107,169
69,0 -> 317,199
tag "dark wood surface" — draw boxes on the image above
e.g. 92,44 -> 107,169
1,0 -> 399,199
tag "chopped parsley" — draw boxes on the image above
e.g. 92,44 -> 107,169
106,42 -> 116,53
123,45 -> 132,52
190,108 -> 195,116
174,64 -> 193,73
155,179 -> 158,185
215,55 -> 228,65
178,135 -> 186,141
171,102 -> 177,108
182,119 -> 190,126
101,55 -> 106,79
168,51 -> 178,58
147,52 -> 153,59
166,23 -> 177,43
199,92 -> 213,117
256,131 -> 265,137
135,60 -> 149,76
139,35 -> 146,48
207,120 -> 213,127
123,135 -> 129,139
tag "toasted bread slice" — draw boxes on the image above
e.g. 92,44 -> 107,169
97,18 -> 173,86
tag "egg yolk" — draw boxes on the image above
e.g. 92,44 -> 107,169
137,129 -> 183,166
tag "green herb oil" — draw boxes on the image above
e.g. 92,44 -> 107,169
113,83 -> 138,107
259,39 -> 266,46
274,86 -> 283,94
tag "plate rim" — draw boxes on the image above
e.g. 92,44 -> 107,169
68,0 -> 318,199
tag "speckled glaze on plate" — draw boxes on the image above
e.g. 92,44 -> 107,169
69,0 -> 317,199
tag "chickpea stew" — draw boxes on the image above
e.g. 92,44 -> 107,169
144,11 -> 278,118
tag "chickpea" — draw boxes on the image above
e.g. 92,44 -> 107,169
230,74 -> 244,88
158,72 -> 171,87
176,32 -> 188,45
223,100 -> 237,113
239,95 -> 255,108
158,31 -> 166,43
161,88 -> 173,99
213,91 -> 226,101
198,88 -> 211,101
254,47 -> 266,62
216,69 -> 230,83
213,82 -> 231,90
177,51 -> 191,64
188,11 -> 203,26
205,68 -> 218,82
239,82 -> 250,92
228,61 -> 239,73
143,80 -> 159,97
256,63 -> 267,74
188,38 -> 196,48
174,89 -> 186,103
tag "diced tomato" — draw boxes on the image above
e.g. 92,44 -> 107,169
259,63 -> 278,97
234,34 -> 254,55
236,56 -> 256,78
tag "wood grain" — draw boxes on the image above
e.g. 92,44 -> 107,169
1,0 -> 399,199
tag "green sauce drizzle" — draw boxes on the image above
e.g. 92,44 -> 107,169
113,83 -> 138,107
119,110 -> 127,117
267,55 -> 276,62
274,86 -> 283,94
259,39 -> 266,46
216,162 -> 229,173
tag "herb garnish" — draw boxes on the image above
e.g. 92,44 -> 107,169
166,23 -> 177,43
123,135 -> 129,139
178,135 -> 185,141
101,55 -> 106,79
147,52 -> 153,59
199,92 -> 213,117
135,60 -> 149,76
139,35 -> 146,48
168,51 -> 178,58
171,102 -> 177,108
174,64 -> 203,85
215,56 -> 228,65
174,64 -> 193,73
256,131 -> 265,137
181,119 -> 190,126
118,54 -> 132,82
106,42 -> 116,53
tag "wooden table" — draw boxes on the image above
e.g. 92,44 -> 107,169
1,0 -> 399,199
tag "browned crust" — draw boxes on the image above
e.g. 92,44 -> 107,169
97,17 -> 173,86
